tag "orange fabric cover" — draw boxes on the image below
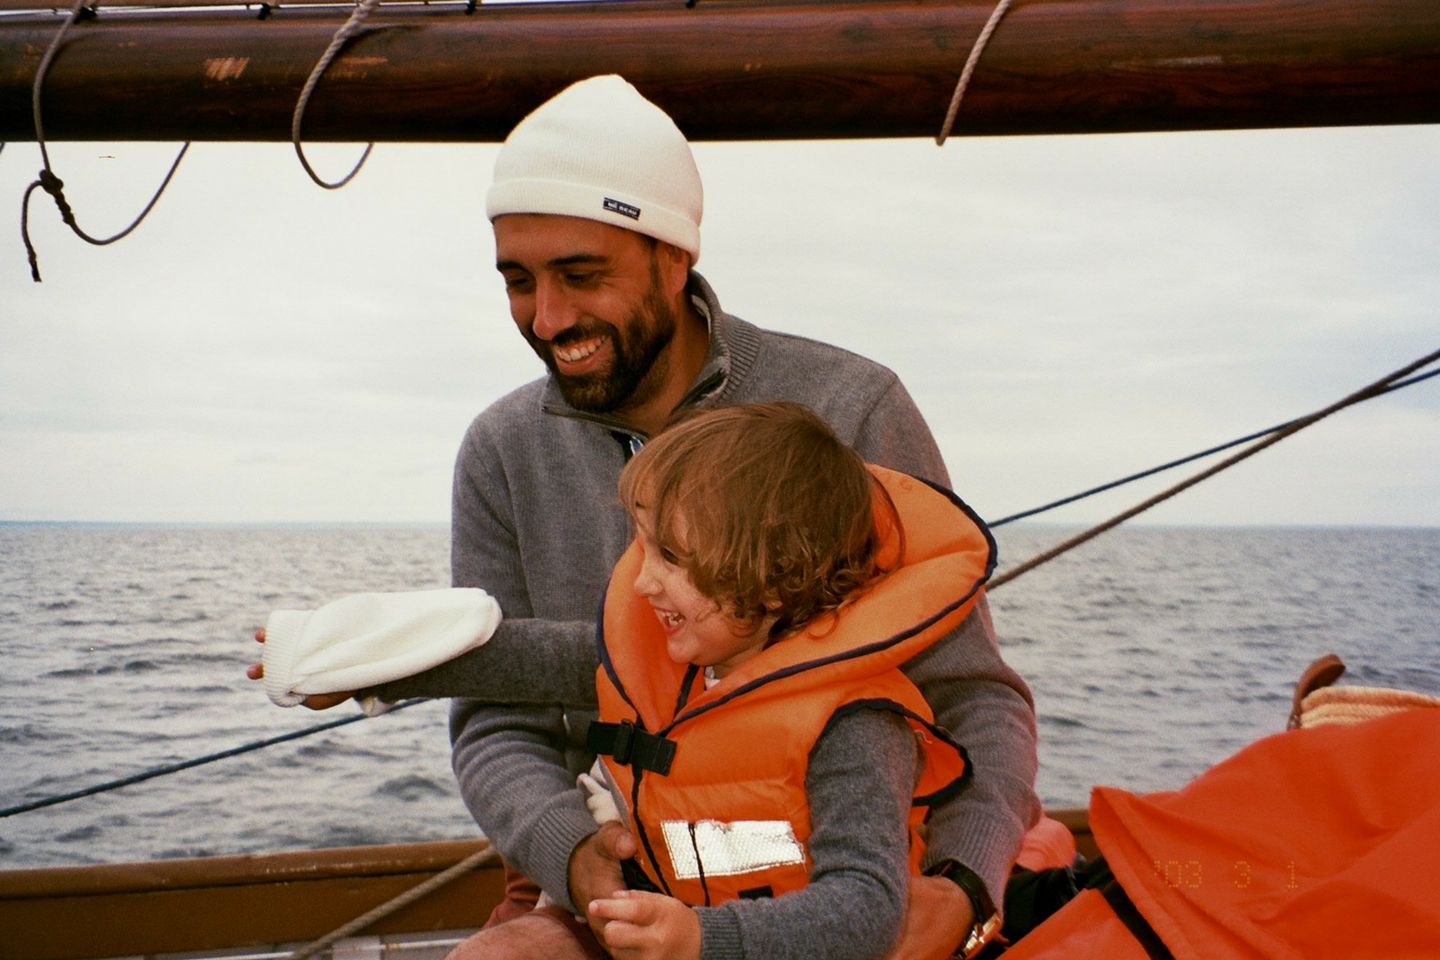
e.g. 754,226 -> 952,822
1007,708 -> 1440,959
1014,814 -> 1077,872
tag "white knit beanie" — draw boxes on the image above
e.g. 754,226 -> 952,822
486,75 -> 704,262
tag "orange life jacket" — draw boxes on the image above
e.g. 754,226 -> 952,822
591,465 -> 995,905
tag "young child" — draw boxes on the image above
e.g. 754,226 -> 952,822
250,400 -> 997,960
577,401 -> 995,960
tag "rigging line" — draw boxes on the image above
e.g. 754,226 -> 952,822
937,0 -> 1016,145
987,345 -> 1440,591
989,365 -> 1440,527
3,371 -> 1429,821
0,697 -> 430,819
285,842 -> 499,960
291,0 -> 384,189
20,0 -> 190,282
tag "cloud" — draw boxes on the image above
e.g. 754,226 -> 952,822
1,128 -> 1436,525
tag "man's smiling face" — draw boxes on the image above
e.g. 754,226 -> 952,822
494,214 -> 680,416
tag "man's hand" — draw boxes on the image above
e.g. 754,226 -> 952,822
245,628 -> 355,710
884,873 -> 976,960
568,820 -> 636,938
588,889 -> 700,960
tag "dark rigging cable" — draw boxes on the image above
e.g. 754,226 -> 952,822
989,366 -> 1440,527
0,698 -> 429,819
2,352 -> 1434,818
988,346 -> 1440,590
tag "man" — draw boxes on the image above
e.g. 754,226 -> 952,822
375,75 -> 1040,960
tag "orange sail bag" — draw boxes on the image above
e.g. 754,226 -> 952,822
1006,707 -> 1440,960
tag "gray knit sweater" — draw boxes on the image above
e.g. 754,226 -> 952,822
375,272 -> 1039,957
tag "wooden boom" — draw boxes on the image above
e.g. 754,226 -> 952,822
1,0 -> 1438,143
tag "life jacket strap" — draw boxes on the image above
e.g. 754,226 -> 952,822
588,719 -> 677,775
1084,858 -> 1174,960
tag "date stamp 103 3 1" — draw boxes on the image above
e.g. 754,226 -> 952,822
1152,858 -> 1301,891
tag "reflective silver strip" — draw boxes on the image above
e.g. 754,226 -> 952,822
661,819 -> 806,879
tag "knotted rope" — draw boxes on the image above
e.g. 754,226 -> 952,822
291,0 -> 385,189
20,0 -> 189,282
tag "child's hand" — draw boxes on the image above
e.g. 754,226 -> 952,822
589,889 -> 701,960
246,628 -> 355,709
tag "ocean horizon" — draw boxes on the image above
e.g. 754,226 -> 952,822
2,522 -> 1436,869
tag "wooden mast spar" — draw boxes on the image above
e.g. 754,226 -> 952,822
1,0 -> 1439,144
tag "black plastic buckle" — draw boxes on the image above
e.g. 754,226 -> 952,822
587,720 -> 677,775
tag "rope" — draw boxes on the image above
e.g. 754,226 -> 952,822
3,352 -> 1431,957
987,345 -> 1440,590
285,842 -> 499,960
0,349 -> 1430,815
291,0 -> 383,189
1298,686 -> 1440,728
937,0 -> 1016,145
989,366 -> 1440,527
20,0 -> 189,281
0,698 -> 429,818
3,355 -> 1432,815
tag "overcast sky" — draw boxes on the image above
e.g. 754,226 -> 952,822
1,123 -> 1436,527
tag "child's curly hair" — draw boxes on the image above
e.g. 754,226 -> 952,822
618,402 -> 901,641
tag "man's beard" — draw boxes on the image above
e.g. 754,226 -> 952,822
537,270 -> 678,414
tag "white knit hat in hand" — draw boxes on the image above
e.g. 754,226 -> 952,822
486,74 -> 704,263
262,588 -> 501,710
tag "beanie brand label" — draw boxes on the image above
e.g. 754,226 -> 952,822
603,197 -> 642,221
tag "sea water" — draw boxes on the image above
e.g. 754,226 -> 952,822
1,523 -> 1436,869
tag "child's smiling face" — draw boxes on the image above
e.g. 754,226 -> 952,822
630,507 -> 774,678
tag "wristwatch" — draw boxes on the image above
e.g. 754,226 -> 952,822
924,859 -> 1002,959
